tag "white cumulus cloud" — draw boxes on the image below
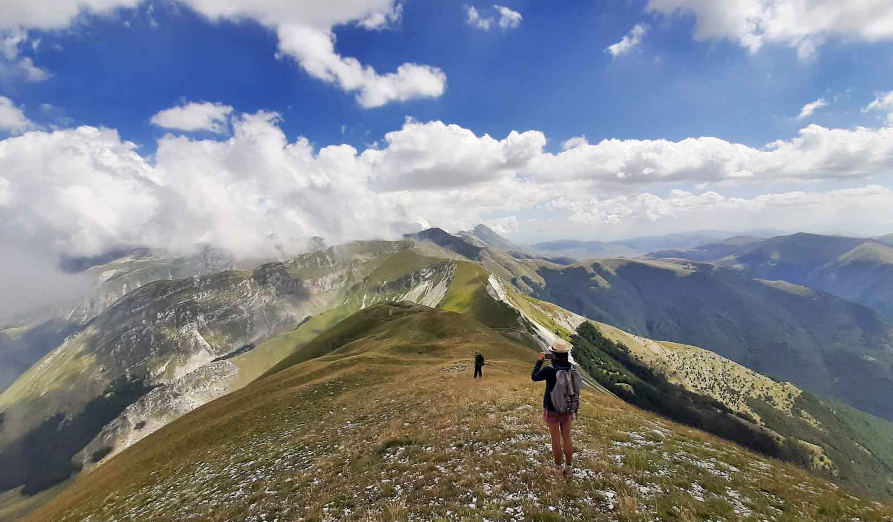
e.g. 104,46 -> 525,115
0,96 -> 35,134
606,24 -> 649,58
525,124 -> 893,186
646,0 -> 893,59
0,28 -> 50,82
466,5 -> 520,31
465,6 -> 493,30
363,118 -> 545,190
0,0 -> 446,108
276,25 -> 446,109
5,108 -> 893,316
494,5 -> 522,30
150,101 -> 234,134
864,90 -> 893,124
797,98 -> 827,120
5,109 -> 893,261
484,216 -> 519,234
562,135 -> 588,150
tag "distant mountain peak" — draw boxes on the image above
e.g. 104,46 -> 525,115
458,223 -> 533,255
405,228 -> 484,260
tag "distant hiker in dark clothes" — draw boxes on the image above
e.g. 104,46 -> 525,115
532,339 -> 582,476
474,351 -> 485,378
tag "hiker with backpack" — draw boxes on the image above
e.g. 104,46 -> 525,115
474,351 -> 485,378
532,340 -> 581,476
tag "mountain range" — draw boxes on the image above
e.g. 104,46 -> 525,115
409,227 -> 893,422
3,225 -> 893,519
648,232 -> 893,318
532,229 -> 784,260
21,302 -> 893,522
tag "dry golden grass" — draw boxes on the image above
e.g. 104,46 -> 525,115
26,306 -> 893,522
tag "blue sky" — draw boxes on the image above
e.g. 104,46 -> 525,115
3,0 -> 893,271
6,0 -> 892,153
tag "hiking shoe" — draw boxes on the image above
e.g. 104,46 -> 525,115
544,463 -> 561,476
563,465 -> 573,477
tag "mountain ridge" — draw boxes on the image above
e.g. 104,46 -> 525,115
24,302 -> 893,522
5,226 -> 893,518
647,231 -> 893,318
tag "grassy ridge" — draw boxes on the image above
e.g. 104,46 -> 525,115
27,303 -> 892,522
439,262 -> 519,329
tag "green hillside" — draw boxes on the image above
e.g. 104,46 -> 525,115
570,321 -> 893,499
649,232 -> 893,319
25,303 -> 892,522
499,290 -> 893,498
511,257 -> 893,422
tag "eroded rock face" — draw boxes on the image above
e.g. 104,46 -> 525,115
0,245 -> 400,491
79,259 -> 461,469
0,240 -> 466,494
76,360 -> 241,469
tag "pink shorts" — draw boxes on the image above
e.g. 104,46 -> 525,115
543,408 -> 574,425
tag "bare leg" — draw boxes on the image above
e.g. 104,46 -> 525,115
548,422 -> 563,466
559,419 -> 573,467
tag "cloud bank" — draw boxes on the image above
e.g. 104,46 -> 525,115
4,96 -> 893,321
3,101 -> 893,259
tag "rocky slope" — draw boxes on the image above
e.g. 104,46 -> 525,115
0,247 -> 265,395
25,303 -> 893,522
73,248 -> 470,470
0,240 -> 464,496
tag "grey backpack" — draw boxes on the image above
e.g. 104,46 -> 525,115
550,366 -> 582,414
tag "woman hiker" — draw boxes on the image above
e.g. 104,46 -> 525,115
532,339 -> 580,476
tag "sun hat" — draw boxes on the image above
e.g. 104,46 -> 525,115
550,339 -> 571,354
